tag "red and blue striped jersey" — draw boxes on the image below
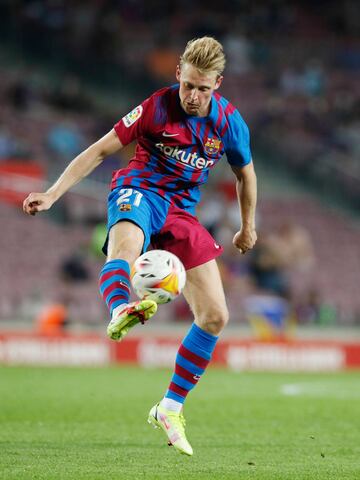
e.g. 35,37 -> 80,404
112,84 -> 251,214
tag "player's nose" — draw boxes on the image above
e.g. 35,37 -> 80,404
189,89 -> 198,101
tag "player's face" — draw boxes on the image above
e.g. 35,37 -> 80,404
176,63 -> 223,117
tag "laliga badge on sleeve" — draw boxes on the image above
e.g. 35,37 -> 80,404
122,105 -> 143,128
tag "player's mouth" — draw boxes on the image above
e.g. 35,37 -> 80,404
180,99 -> 201,115
185,102 -> 200,113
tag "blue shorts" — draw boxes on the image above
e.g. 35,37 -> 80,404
103,186 -> 224,270
104,187 -> 170,254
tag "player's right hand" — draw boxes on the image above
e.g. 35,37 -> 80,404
23,192 -> 55,216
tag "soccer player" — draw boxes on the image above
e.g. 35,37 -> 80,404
23,37 -> 257,456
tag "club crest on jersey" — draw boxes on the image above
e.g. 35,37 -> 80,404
204,137 -> 221,156
122,105 -> 143,128
119,203 -> 132,211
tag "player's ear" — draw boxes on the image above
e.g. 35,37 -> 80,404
214,75 -> 223,90
176,65 -> 181,82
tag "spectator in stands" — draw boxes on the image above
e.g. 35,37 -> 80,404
223,28 -> 252,76
0,123 -> 30,160
59,250 -> 90,284
46,120 -> 86,161
249,222 -> 315,298
0,125 -> 18,159
36,297 -> 69,335
50,75 -> 91,113
303,59 -> 326,97
7,72 -> 32,111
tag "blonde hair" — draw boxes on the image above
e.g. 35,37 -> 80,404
180,37 -> 225,76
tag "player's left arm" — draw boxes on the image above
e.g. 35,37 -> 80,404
231,162 -> 257,254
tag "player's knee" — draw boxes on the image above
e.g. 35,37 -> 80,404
198,306 -> 229,336
107,244 -> 141,264
107,222 -> 144,264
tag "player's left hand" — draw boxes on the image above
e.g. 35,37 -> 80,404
233,227 -> 257,254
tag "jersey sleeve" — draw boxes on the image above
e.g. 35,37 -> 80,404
224,109 -> 252,167
113,96 -> 153,146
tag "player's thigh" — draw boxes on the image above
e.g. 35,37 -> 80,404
107,221 -> 144,263
151,205 -> 223,270
106,187 -> 157,263
183,259 -> 229,335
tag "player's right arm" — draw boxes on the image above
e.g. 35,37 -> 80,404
23,129 -> 122,216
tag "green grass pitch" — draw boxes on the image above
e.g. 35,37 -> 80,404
1,366 -> 359,479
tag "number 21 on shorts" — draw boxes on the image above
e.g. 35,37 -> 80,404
116,188 -> 143,209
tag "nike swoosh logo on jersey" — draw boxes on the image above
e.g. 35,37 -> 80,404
214,243 -> 221,249
162,132 -> 179,137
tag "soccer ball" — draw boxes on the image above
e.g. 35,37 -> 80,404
131,250 -> 186,304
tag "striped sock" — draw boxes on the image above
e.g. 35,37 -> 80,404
99,259 -> 131,318
164,323 -> 218,405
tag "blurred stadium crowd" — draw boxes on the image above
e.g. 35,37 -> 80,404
0,0 -> 359,331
